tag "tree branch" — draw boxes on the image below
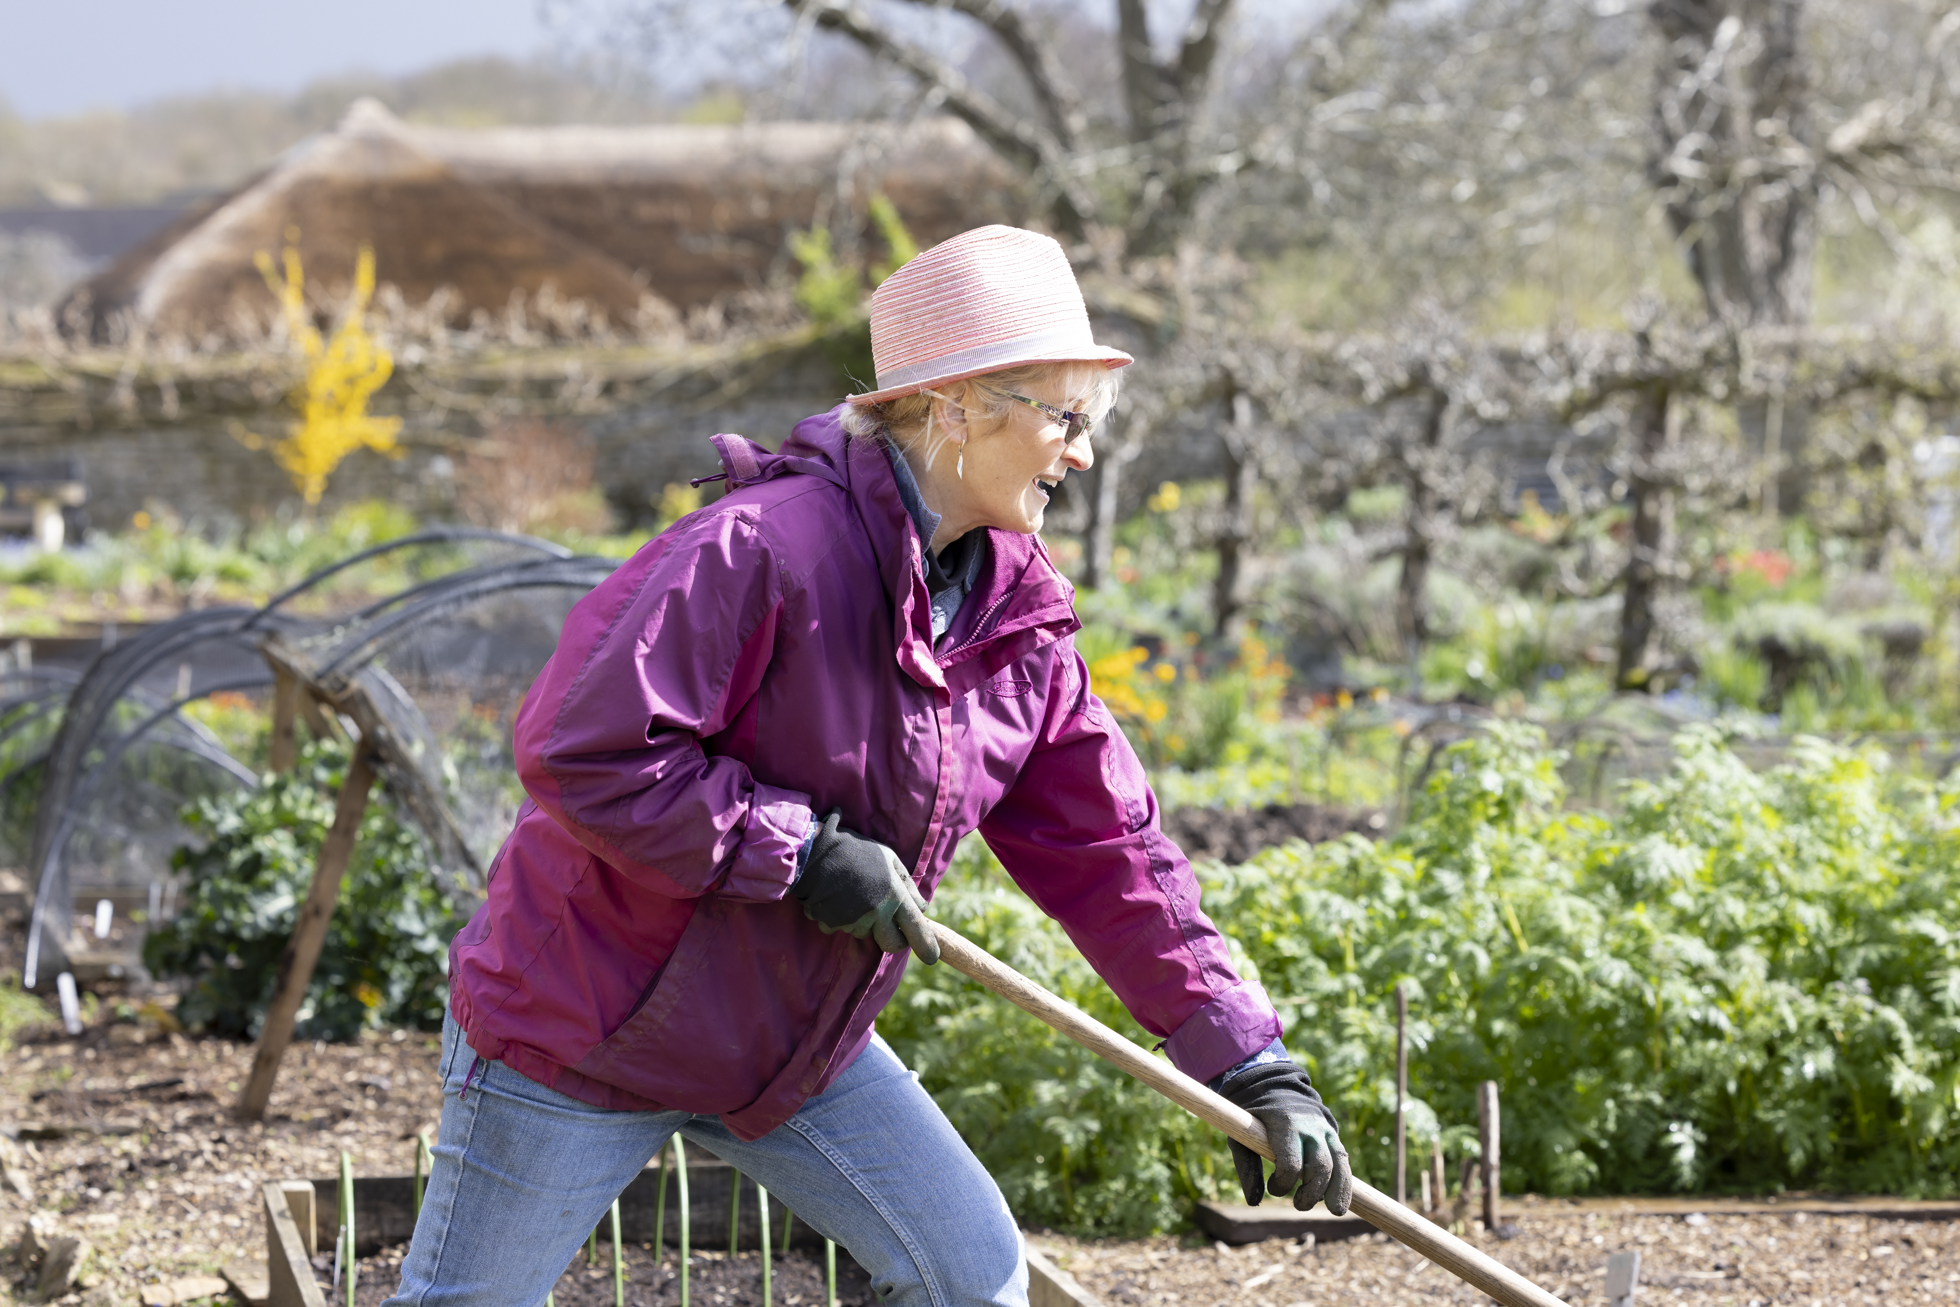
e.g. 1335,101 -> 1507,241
899,0 -> 1083,149
1175,0 -> 1238,104
1116,0 -> 1177,144
789,0 -> 1099,234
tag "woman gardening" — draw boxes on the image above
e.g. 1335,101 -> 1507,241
386,225 -> 1352,1307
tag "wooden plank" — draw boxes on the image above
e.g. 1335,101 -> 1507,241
1193,1200 -> 1373,1246
262,1182 -> 327,1307
309,1162 -> 856,1258
1026,1246 -> 1102,1307
234,746 -> 376,1121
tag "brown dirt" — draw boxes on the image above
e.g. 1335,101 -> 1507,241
1,1011 -> 450,1306
1161,804 -> 1385,865
317,1243 -> 872,1307
7,996 -> 1957,1307
1033,1205 -> 1960,1305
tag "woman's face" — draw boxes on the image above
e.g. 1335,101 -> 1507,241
957,376 -> 1098,536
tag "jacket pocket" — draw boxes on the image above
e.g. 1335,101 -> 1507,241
570,894 -> 874,1116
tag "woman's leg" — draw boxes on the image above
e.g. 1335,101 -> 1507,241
682,1034 -> 1027,1307
382,1011 -> 687,1307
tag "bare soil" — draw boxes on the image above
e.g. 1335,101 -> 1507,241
1033,1205 -> 1960,1305
1161,804 -> 1384,865
6,999 -> 1957,1307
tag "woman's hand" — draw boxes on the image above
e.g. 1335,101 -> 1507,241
792,811 -> 940,964
1218,1063 -> 1354,1215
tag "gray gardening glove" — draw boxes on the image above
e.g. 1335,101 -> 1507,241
791,810 -> 939,964
1218,1063 -> 1354,1215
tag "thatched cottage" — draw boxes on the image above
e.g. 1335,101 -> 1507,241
10,101 -> 1024,529
65,99 -> 1021,339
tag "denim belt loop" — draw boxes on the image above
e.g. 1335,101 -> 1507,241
457,1054 -> 484,1102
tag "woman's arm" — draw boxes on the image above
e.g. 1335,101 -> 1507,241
513,508 -> 814,903
978,641 -> 1282,1084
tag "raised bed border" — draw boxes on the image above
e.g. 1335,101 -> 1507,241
259,1159 -> 1097,1307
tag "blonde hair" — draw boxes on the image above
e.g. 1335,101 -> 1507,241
842,361 -> 1122,469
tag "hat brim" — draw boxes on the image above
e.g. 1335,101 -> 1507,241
846,345 -> 1133,406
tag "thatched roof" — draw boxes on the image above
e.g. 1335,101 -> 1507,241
63,101 -> 1023,340
68,101 -> 655,339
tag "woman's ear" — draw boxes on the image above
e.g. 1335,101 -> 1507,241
934,385 -> 971,441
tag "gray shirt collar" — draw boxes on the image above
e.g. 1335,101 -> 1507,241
882,435 -> 988,642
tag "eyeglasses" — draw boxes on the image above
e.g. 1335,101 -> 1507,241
1004,392 -> 1095,449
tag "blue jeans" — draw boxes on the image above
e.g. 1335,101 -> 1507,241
382,1011 -> 1027,1307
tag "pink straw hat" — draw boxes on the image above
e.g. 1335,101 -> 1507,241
847,224 -> 1132,405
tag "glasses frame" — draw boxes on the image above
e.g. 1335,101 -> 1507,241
1003,391 -> 1094,449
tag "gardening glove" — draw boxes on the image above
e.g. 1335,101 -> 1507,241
791,810 -> 940,964
1218,1062 -> 1354,1215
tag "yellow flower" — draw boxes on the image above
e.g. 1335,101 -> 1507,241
251,241 -> 403,504
353,983 -> 383,1009
1153,662 -> 1177,683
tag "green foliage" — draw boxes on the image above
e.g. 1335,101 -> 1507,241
144,740 -> 466,1041
881,840 -> 1232,1238
0,499 -> 420,629
1217,723 -> 1960,1201
789,195 -> 918,393
897,723 -> 1960,1238
0,976 -> 53,1050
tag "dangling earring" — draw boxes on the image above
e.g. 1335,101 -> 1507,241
956,442 -> 965,481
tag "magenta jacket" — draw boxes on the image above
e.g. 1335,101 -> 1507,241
449,406 -> 1281,1140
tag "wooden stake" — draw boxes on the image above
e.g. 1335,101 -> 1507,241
1394,983 -> 1408,1205
234,746 -> 377,1122
1478,1079 -> 1501,1231
1430,1138 -> 1447,1218
268,665 -> 300,774
929,924 -> 1563,1307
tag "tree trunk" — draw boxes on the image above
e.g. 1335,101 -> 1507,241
1651,0 -> 1816,511
1083,428 -> 1146,590
1396,391 -> 1451,698
1213,389 -> 1256,637
1616,383 -> 1675,690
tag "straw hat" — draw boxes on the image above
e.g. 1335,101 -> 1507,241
847,225 -> 1132,404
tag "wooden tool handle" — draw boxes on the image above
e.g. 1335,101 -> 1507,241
928,922 -> 1566,1307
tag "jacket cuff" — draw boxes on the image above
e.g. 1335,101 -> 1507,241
722,786 -> 816,902
1162,979 -> 1283,1084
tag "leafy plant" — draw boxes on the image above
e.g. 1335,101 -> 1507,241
144,740 -> 466,1041
893,722 -> 1960,1239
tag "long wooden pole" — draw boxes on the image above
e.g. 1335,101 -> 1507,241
235,746 -> 377,1121
928,923 -> 1564,1307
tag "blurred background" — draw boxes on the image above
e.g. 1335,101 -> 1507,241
6,0 -> 1960,1232
6,0 -> 1959,730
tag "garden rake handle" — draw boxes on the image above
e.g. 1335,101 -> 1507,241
928,922 -> 1565,1307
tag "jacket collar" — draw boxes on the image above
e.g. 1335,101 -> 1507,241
723,407 -> 1080,693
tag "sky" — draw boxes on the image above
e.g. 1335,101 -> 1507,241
0,0 -> 558,119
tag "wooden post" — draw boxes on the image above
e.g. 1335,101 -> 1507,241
1430,1138 -> 1447,1217
1478,1080 -> 1500,1231
268,665 -> 301,774
235,746 -> 377,1122
1394,983 -> 1408,1205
